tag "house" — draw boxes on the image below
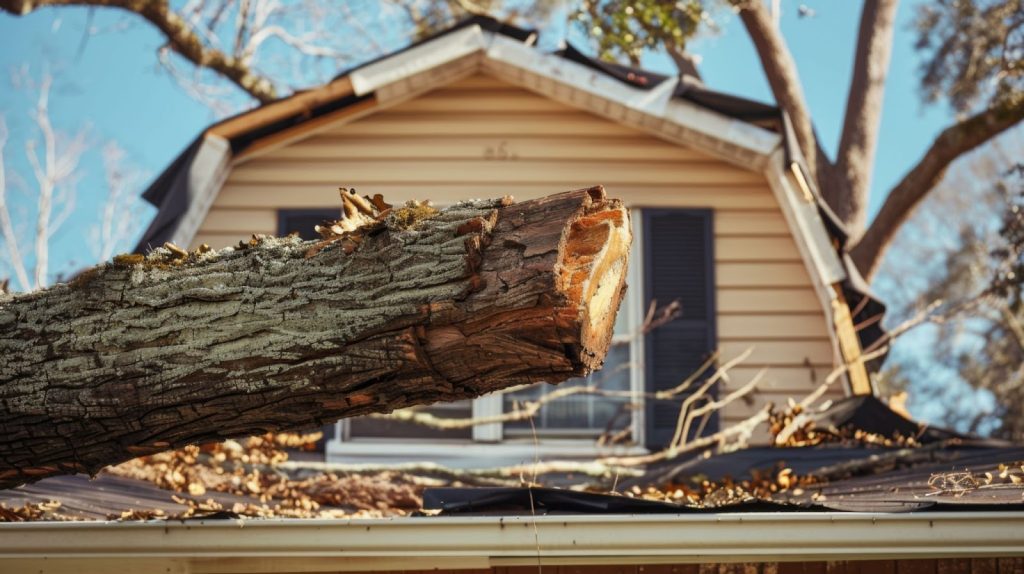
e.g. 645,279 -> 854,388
132,16 -> 886,464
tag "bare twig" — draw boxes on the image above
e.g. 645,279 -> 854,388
0,116 -> 32,291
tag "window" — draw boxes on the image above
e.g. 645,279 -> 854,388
328,207 -> 718,455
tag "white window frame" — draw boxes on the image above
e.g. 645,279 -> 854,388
327,211 -> 648,461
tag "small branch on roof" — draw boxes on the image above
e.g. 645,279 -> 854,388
0,0 -> 279,104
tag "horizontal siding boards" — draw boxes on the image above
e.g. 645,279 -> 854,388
718,288 -> 822,313
727,388 -> 840,415
216,183 -> 782,209
200,209 -> 278,234
720,341 -> 835,367
716,237 -> 803,263
331,112 -> 644,136
715,211 -> 790,236
197,73 -> 842,444
720,366 -> 834,393
718,315 -> 829,339
717,263 -> 816,288
228,159 -> 763,186
260,135 -> 710,161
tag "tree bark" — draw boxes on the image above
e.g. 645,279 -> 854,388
732,0 -> 830,186
0,187 -> 631,490
831,0 -> 898,235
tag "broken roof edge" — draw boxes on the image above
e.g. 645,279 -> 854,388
3,512 -> 1023,569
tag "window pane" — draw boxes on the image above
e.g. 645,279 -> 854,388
503,339 -> 632,438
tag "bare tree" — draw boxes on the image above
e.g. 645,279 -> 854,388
0,72 -> 87,292
90,142 -> 147,262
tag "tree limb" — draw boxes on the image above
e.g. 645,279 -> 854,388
731,0 -> 829,184
0,187 -> 631,489
0,0 -> 278,103
851,98 -> 1024,278
831,0 -> 898,234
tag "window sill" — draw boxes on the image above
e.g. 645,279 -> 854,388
325,438 -> 647,464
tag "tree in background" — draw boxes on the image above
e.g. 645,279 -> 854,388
0,70 -> 146,290
874,133 -> 1024,439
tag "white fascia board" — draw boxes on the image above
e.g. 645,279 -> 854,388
485,34 -> 677,116
2,512 -> 1023,572
349,25 -> 489,96
168,134 -> 232,249
662,99 -> 780,157
765,149 -> 847,287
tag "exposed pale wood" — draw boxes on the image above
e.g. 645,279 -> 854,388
831,286 -> 872,395
234,98 -> 380,161
0,188 -> 631,489
207,77 -> 356,140
216,183 -> 781,209
227,159 -> 764,186
718,288 -> 823,313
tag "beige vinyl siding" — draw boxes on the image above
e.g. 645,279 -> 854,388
197,73 -> 840,436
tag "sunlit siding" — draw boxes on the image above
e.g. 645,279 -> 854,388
194,73 -> 841,433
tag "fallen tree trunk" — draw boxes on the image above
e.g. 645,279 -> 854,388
0,186 -> 630,489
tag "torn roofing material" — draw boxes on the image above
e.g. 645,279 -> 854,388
425,442 -> 1024,515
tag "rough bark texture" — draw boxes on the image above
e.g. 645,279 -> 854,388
0,187 -> 631,490
831,0 -> 898,235
733,0 -> 828,184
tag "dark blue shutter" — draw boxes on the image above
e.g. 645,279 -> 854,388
277,209 -> 341,241
643,209 -> 717,450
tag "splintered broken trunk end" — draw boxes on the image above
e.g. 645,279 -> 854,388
0,186 -> 631,489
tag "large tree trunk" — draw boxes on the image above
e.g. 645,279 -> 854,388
0,187 -> 630,490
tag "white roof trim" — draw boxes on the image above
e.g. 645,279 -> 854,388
350,25 -> 489,96
343,25 -> 782,169
764,149 -> 847,287
166,134 -> 231,249
482,33 -> 780,168
2,512 -> 1022,572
